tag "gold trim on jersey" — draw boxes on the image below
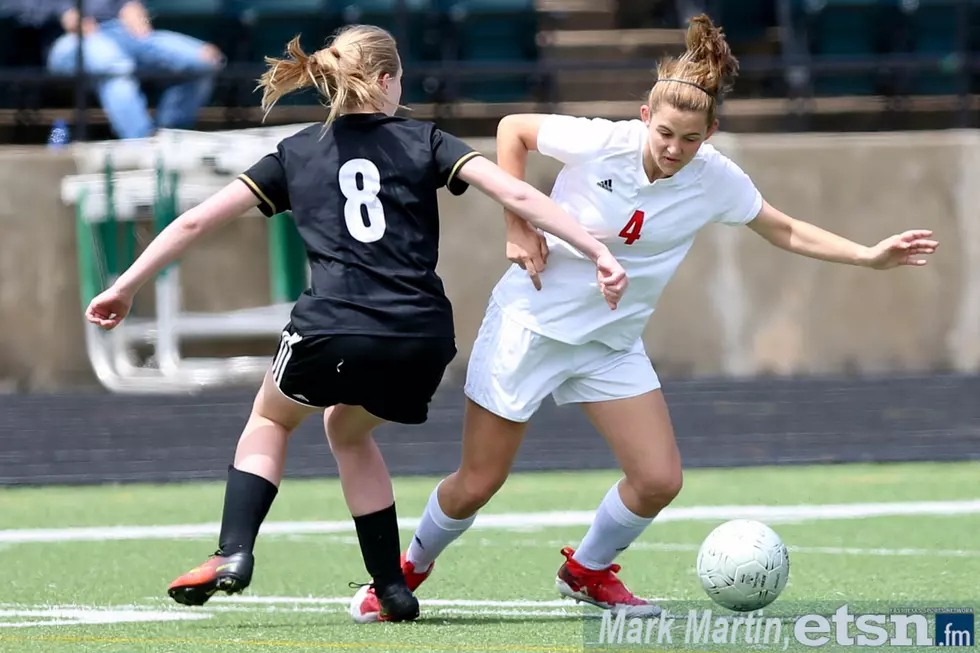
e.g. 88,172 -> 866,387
447,151 -> 481,186
238,174 -> 277,214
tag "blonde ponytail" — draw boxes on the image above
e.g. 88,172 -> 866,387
256,25 -> 402,131
258,36 -> 317,117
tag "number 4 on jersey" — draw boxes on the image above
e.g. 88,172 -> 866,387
619,210 -> 644,245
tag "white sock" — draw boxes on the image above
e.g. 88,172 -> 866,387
405,481 -> 475,572
572,482 -> 654,571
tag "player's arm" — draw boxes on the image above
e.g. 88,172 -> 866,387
87,152 -> 290,330
497,112 -> 614,179
85,180 -> 261,329
496,114 -> 546,234
746,200 -> 938,269
496,114 -> 619,287
495,115 -> 552,287
455,156 -> 604,260
115,181 -> 259,296
455,156 -> 628,309
432,125 -> 627,308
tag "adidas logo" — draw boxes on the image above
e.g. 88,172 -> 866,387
597,179 -> 613,192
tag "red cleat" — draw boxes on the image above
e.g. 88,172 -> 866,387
555,547 -> 660,617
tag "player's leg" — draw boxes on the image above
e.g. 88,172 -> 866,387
353,301 -> 564,622
168,364 -> 319,606
326,403 -> 421,623
338,335 -> 456,623
406,398 -> 527,570
351,395 -> 529,623
325,404 -> 391,517
551,341 -> 675,616
406,298 -> 565,577
351,398 -> 529,623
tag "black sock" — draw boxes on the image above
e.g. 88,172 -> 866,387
353,503 -> 403,593
218,465 -> 279,555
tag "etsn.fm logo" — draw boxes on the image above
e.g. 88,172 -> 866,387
935,612 -> 973,647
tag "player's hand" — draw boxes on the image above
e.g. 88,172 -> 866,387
85,286 -> 134,330
596,250 -> 628,310
861,230 -> 938,270
506,220 -> 549,290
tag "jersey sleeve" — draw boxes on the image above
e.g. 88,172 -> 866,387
431,128 -> 482,196
238,151 -> 290,217
536,115 -> 621,166
710,155 -> 764,226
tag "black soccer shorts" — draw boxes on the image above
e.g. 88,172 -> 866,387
270,325 -> 456,425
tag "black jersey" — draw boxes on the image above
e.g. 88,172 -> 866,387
238,113 -> 480,339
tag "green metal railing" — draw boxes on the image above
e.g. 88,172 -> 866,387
74,156 -> 309,310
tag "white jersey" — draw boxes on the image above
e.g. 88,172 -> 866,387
491,115 -> 763,352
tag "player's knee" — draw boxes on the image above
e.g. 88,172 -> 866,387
324,423 -> 372,453
454,470 -> 507,514
326,430 -> 364,454
627,468 -> 683,508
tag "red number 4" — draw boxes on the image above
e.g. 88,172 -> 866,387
619,210 -> 644,245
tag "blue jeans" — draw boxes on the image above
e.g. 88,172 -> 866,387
47,20 -> 219,139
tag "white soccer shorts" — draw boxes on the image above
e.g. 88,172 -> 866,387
464,300 -> 661,423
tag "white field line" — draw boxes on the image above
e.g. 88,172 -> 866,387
500,539 -> 980,558
0,600 -> 599,628
629,541 -> 980,558
197,596 -> 611,619
2,499 -> 979,544
0,607 -> 210,628
282,535 -> 980,558
205,596 -> 594,608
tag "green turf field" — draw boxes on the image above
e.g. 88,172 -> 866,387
1,461 -> 978,652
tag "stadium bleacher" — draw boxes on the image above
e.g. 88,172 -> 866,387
0,0 -> 978,142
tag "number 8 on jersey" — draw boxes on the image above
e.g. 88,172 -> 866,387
340,158 -> 386,243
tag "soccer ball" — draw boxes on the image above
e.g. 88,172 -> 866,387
696,519 -> 790,612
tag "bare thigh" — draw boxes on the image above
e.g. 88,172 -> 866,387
438,398 -> 529,518
253,367 -> 321,429
580,389 -> 682,517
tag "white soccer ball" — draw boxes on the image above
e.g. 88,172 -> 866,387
696,519 -> 790,612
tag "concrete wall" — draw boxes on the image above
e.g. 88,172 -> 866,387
2,130 -> 979,391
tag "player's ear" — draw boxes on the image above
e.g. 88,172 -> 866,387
705,118 -> 719,140
378,72 -> 391,90
640,104 -> 651,125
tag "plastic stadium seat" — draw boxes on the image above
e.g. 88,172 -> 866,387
900,0 -> 964,95
793,0 -> 894,96
0,16 -> 17,70
441,0 -> 539,102
144,0 -> 226,17
336,0 -> 438,104
144,0 -> 229,45
713,0 -> 774,49
237,0 -> 334,62
336,0 -> 433,46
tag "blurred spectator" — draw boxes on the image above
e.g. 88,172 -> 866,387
18,0 -> 224,139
